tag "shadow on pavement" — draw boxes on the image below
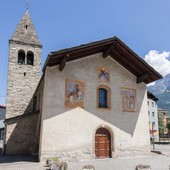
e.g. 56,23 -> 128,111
0,155 -> 38,164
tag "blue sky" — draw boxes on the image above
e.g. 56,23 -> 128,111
0,0 -> 170,104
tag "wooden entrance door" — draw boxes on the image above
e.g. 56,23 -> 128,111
95,128 -> 111,158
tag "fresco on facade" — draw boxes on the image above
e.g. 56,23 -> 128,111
98,67 -> 110,83
121,88 -> 136,112
65,79 -> 85,108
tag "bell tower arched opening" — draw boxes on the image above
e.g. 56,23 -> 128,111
18,50 -> 25,64
27,51 -> 34,65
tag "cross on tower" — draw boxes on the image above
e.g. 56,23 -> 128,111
26,0 -> 29,10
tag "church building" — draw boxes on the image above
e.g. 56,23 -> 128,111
4,11 -> 162,162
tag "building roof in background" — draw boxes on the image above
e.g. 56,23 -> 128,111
0,105 -> 6,108
147,91 -> 158,101
158,108 -> 168,112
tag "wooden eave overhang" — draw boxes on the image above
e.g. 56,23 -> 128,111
43,36 -> 162,84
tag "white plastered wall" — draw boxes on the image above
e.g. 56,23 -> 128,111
39,53 -> 150,160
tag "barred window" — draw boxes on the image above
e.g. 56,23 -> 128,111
99,88 -> 108,108
97,85 -> 111,109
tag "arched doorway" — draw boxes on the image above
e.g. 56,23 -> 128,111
95,127 -> 112,158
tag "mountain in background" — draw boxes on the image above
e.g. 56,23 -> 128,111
147,74 -> 170,116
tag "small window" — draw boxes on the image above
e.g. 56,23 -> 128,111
97,85 -> 111,109
0,130 -> 4,140
148,111 -> 150,116
152,121 -> 155,127
27,51 -> 34,65
152,112 -> 154,117
152,102 -> 154,107
147,101 -> 149,106
99,88 -> 108,108
18,50 -> 25,64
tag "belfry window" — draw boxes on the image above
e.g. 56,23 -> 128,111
97,85 -> 111,109
18,50 -> 25,64
27,51 -> 34,65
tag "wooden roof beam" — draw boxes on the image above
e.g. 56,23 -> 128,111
59,54 -> 69,71
110,50 -> 143,76
103,42 -> 116,58
137,73 -> 151,84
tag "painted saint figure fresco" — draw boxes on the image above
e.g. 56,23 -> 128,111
65,79 -> 85,108
121,88 -> 136,112
98,67 -> 110,83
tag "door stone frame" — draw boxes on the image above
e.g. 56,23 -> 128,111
93,125 -> 114,158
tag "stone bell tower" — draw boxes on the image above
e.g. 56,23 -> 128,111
6,10 -> 42,119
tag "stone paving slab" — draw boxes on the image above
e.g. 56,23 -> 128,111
0,154 -> 169,170
0,145 -> 170,170
68,154 -> 170,170
0,163 -> 46,170
0,155 -> 47,170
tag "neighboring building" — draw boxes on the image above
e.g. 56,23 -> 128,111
4,10 -> 162,162
147,92 -> 159,141
158,108 -> 168,137
166,116 -> 170,125
0,105 -> 6,149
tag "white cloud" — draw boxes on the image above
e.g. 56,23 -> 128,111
147,81 -> 156,86
144,50 -> 170,77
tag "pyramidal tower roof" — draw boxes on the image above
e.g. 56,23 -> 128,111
11,10 -> 41,46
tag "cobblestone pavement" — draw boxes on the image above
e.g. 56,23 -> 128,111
0,144 -> 170,170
